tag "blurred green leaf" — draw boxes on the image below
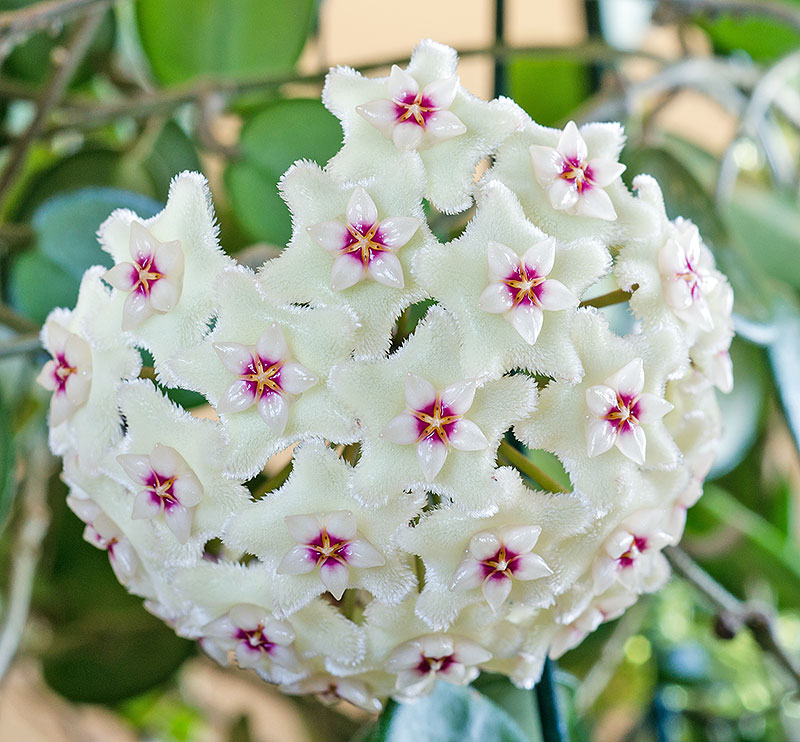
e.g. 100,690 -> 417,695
9,188 -> 160,324
145,122 -> 202,202
0,390 -> 14,535
766,303 -> 800,456
509,58 -> 589,127
135,0 -> 314,85
709,338 -> 767,478
473,673 -> 543,742
697,13 -> 800,62
363,682 -> 528,742
724,186 -> 800,291
226,99 -> 342,245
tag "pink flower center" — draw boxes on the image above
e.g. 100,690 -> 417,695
145,470 -> 179,511
417,652 -> 455,674
339,220 -> 393,269
502,263 -> 546,308
305,528 -> 350,568
235,625 -> 276,654
239,354 -> 284,401
411,395 -> 461,445
618,535 -> 648,569
559,156 -> 595,193
603,393 -> 642,433
131,253 -> 165,297
676,256 -> 703,300
393,91 -> 438,128
480,545 -> 520,581
53,353 -> 76,393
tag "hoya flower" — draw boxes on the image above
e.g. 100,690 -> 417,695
324,39 -> 523,213
260,158 -> 430,358
530,121 -> 626,221
99,172 -> 233,381
414,180 -> 608,382
451,525 -> 552,614
117,443 -> 204,544
585,357 -> 674,465
36,320 -> 92,426
331,308 -> 538,514
202,604 -> 300,673
591,508 -> 673,595
382,373 -> 489,482
308,185 -> 420,291
214,323 -> 318,435
103,222 -> 184,330
356,65 -> 465,151
277,510 -> 386,600
282,673 -> 382,712
385,634 -> 491,696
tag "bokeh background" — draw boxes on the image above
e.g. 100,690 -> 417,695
1,0 -> 800,740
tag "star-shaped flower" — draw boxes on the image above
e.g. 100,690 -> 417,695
117,443 -> 204,544
489,119 -> 652,246
330,307 -> 538,514
530,121 -> 626,221
381,373 -> 489,482
202,604 -> 300,673
323,39 -> 524,213
259,158 -> 430,358
585,358 -> 674,465
38,268 -> 141,470
308,185 -> 420,291
166,267 -> 359,479
277,510 -> 386,600
221,440 -> 419,615
103,222 -> 184,330
99,172 -> 233,381
282,672 -> 383,713
413,180 -> 608,382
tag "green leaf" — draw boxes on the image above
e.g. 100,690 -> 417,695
0,389 -> 15,535
144,122 -> 202,202
9,188 -> 160,324
509,58 -> 589,127
226,99 -> 342,245
135,0 -> 314,85
766,303 -> 800,456
723,186 -> 800,291
364,682 -> 528,742
473,673 -> 544,742
697,13 -> 800,62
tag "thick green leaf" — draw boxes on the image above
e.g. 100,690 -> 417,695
135,0 -> 314,85
697,13 -> 800,62
724,186 -> 800,291
509,58 -> 589,127
226,99 -> 342,246
473,673 -> 544,742
364,682 -> 528,742
8,251 -> 80,325
145,122 -> 202,201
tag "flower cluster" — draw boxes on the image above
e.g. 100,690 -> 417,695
39,40 -> 732,710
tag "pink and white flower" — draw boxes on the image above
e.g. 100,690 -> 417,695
36,320 -> 92,426
67,494 -> 140,586
104,222 -> 184,330
283,674 -> 382,712
117,443 -> 204,544
213,322 -> 318,436
381,373 -> 489,482
592,509 -> 672,595
478,238 -> 578,345
585,358 -> 673,465
202,604 -> 299,672
276,510 -> 385,601
530,121 -> 626,221
385,634 -> 491,696
356,65 -> 466,151
308,186 -> 420,292
451,525 -> 552,613
658,219 -> 718,331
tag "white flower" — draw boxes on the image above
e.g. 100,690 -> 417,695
585,357 -> 674,465
382,373 -> 489,482
530,121 -> 626,221
282,673 -> 383,712
386,634 -> 491,696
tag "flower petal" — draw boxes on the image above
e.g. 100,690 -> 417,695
635,393 -> 673,424
441,378 -> 476,415
330,254 -> 364,291
426,110 -> 467,142
405,373 -> 437,410
322,510 -> 357,541
586,418 -> 616,457
344,538 -> 385,568
416,437 -> 448,481
285,514 -> 322,544
546,178 -> 580,211
481,574 -> 513,613
346,186 -> 378,232
585,384 -> 617,417
163,504 -> 193,543
452,638 -> 492,666
511,552 -> 553,581
49,391 -> 75,426
64,371 -> 91,407
586,157 -> 626,187
375,216 -> 420,250
388,64 -> 419,100
213,342 -> 253,375
280,361 -> 318,395
356,98 -> 399,138
530,144 -> 563,183
537,279 -> 577,311
277,544 -> 317,575
117,454 -> 153,484
575,187 -> 617,221
500,525 -> 542,555
381,412 -> 420,445
36,360 -> 58,391
392,120 -> 425,150
422,75 -> 459,108
173,473 -> 204,507
148,275 -> 180,313
487,241 -> 519,280
605,358 -> 645,398
307,220 -> 352,253
104,262 -> 137,291
121,290 -> 153,330
320,559 -> 350,600
256,323 -> 288,363
451,557 -> 486,590
256,392 -> 289,435
556,121 -> 588,162
478,282 -> 514,314
368,251 -> 405,288
469,531 -> 501,560
615,425 -> 646,465
154,239 -> 184,277
448,419 -> 489,451
508,303 -> 544,345
216,379 -> 256,415
129,222 -> 154,262
522,237 -> 556,277
131,489 -> 160,520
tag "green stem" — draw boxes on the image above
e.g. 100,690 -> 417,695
579,288 -> 632,309
497,440 -> 567,493
0,304 -> 38,334
252,461 -> 292,499
535,658 -> 568,742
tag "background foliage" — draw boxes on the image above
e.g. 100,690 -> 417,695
1,1 -> 800,740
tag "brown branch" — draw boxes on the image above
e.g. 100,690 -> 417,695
0,5 -> 105,215
579,287 -> 633,309
665,545 -> 800,689
44,42 -> 668,134
0,304 -> 38,334
0,0 -> 107,34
